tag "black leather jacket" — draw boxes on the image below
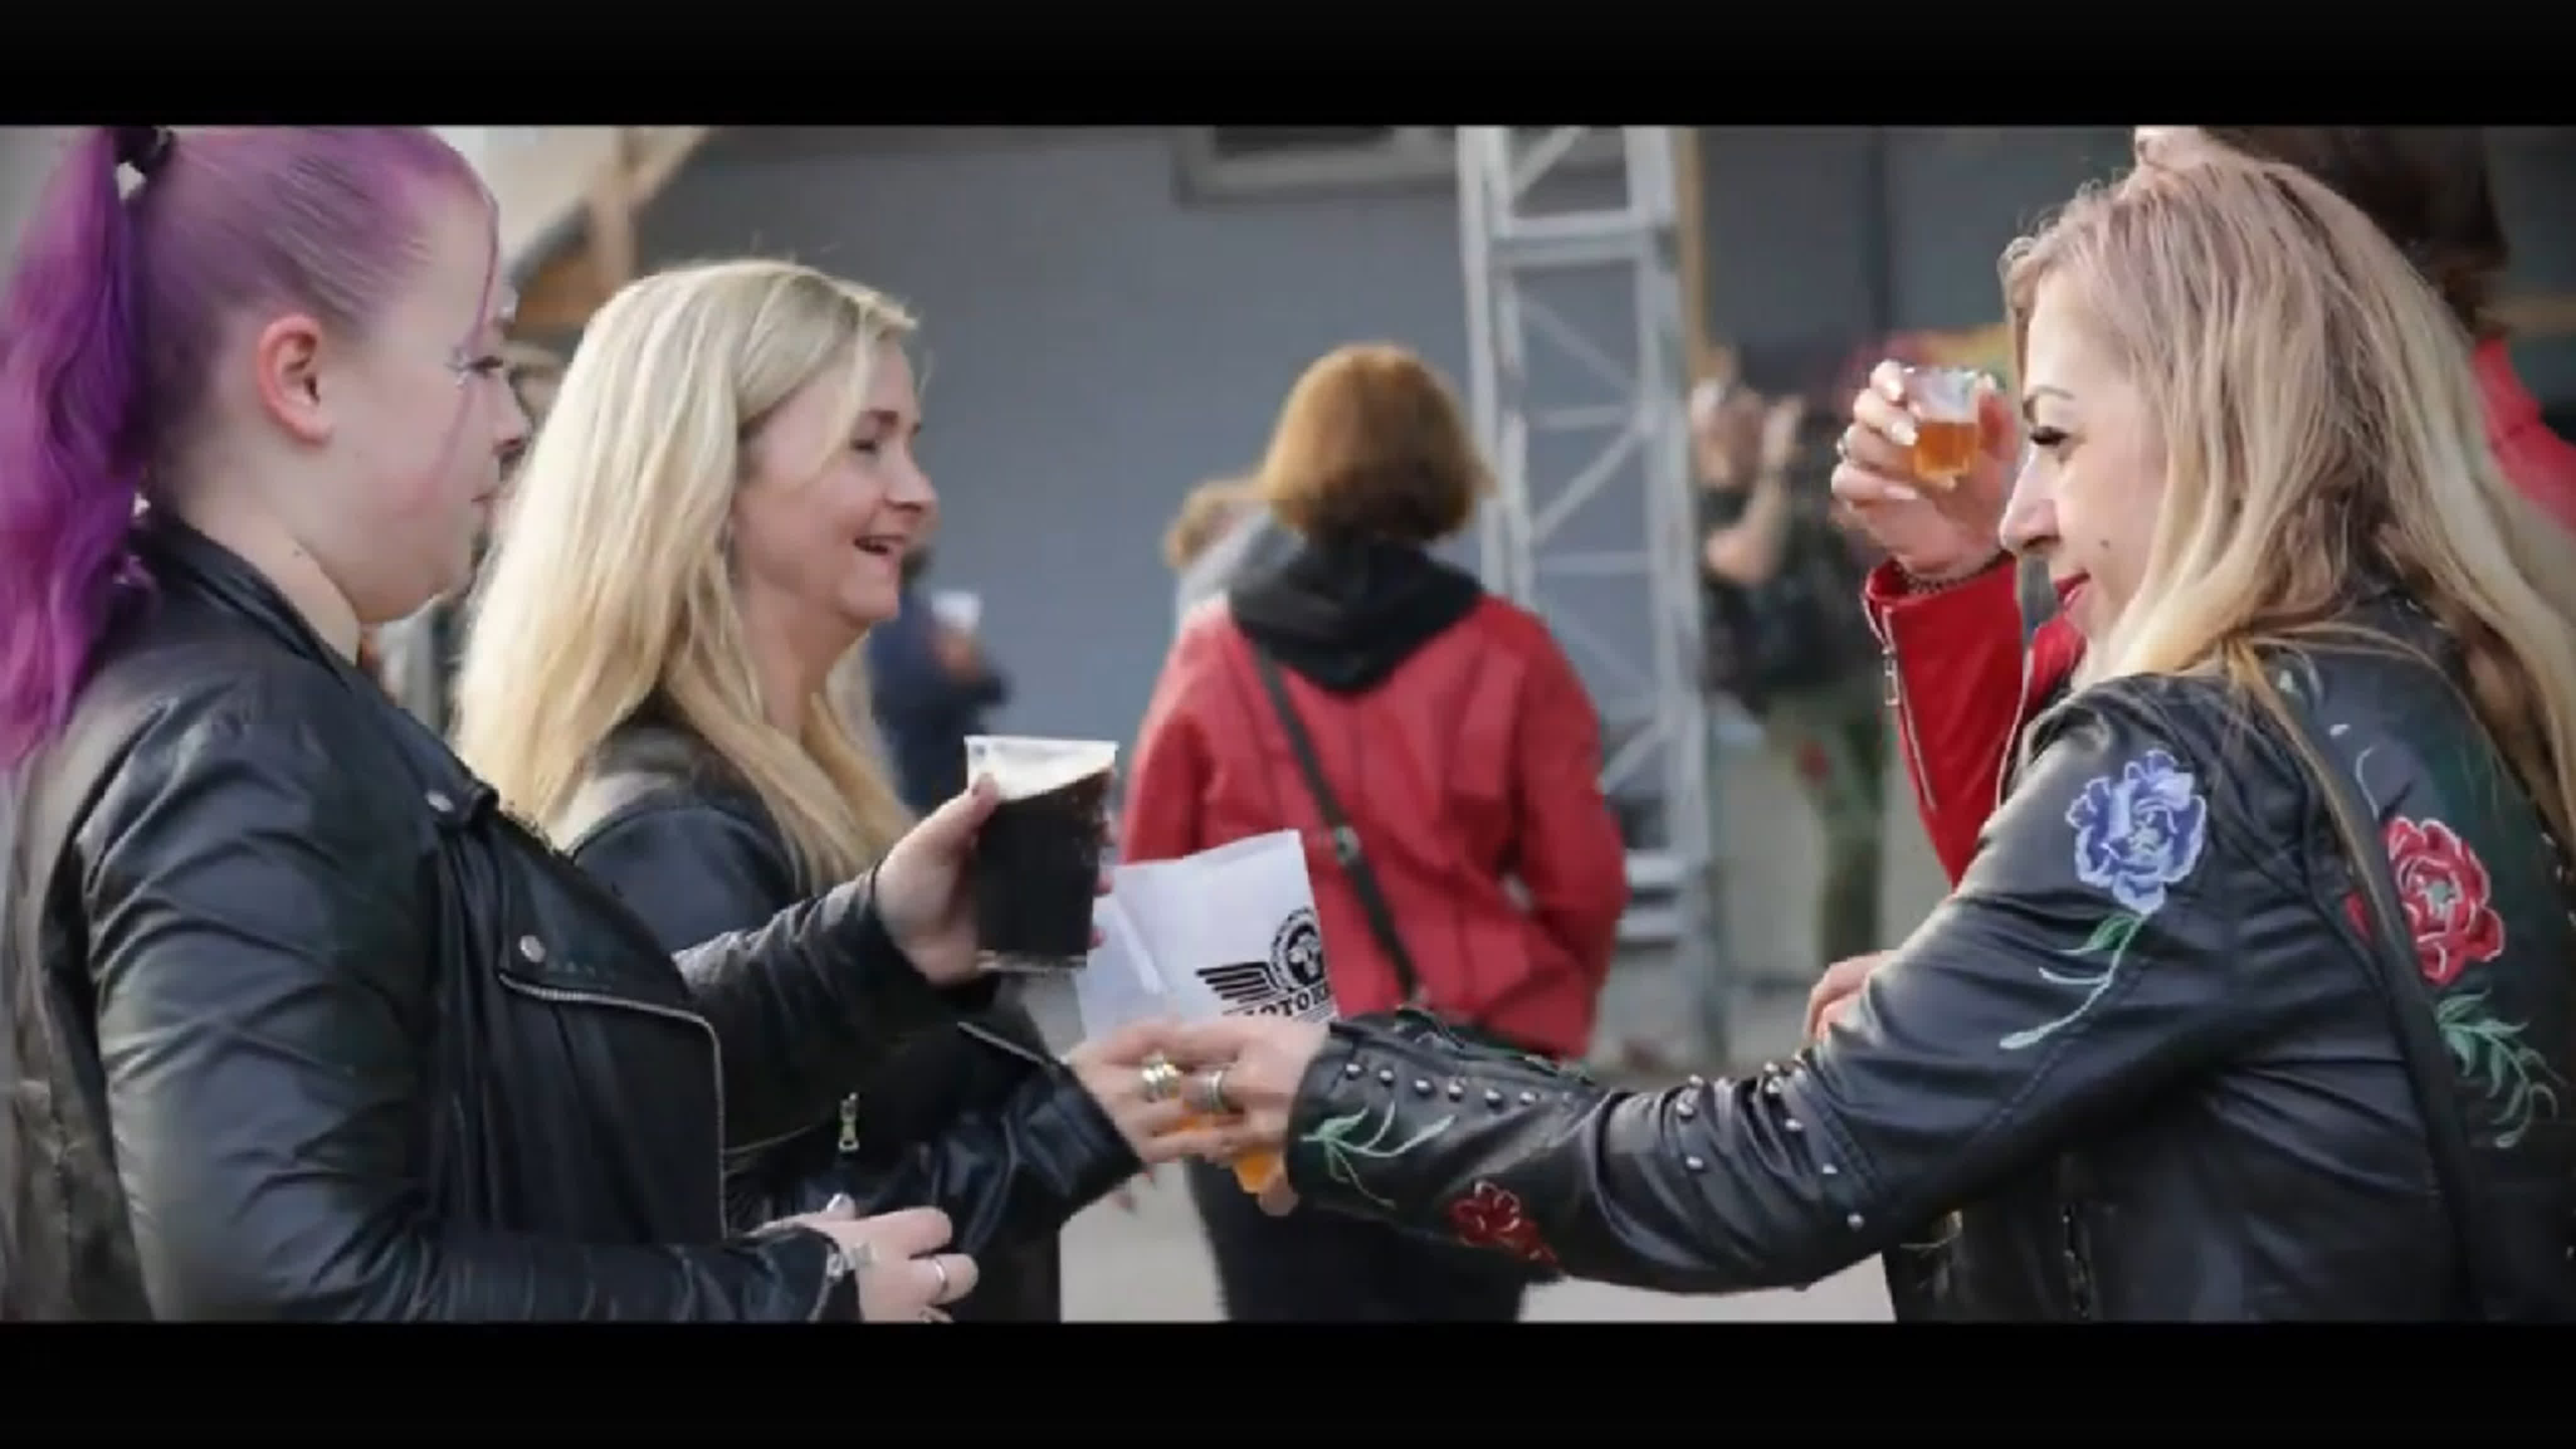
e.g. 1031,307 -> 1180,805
1275,606 -> 2576,1319
558,714 -> 1138,1321
0,521 -> 992,1319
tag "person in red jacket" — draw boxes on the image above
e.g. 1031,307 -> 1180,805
1809,125 -> 2576,1036
1123,341 -> 1628,1321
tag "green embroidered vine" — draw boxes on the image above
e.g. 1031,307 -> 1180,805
2436,992 -> 2565,1150
2003,748 -> 2209,1053
2001,911 -> 2145,1053
1297,1099 -> 1456,1209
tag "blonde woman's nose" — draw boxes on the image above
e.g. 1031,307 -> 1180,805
1997,464 -> 2055,557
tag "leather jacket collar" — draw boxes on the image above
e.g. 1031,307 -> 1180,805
136,511 -> 485,810
137,513 -> 354,675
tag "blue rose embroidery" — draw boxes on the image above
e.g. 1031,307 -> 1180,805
2000,748 -> 2211,1052
2069,748 -> 2210,915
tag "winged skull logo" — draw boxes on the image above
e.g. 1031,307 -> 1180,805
1196,960 -> 1286,1011
1194,908 -> 1328,1013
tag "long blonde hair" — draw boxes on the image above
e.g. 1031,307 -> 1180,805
454,259 -> 915,885
2003,157 -> 2576,851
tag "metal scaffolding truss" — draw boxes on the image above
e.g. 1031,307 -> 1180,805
1455,127 -> 1719,1041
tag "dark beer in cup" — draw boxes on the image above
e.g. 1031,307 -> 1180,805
966,735 -> 1116,973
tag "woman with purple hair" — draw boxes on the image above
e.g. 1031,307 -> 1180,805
0,127 -> 1179,1320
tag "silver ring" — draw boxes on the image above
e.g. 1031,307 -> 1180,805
1138,1053 -> 1183,1104
1192,1064 -> 1236,1118
927,1255 -> 952,1301
847,1238 -> 876,1270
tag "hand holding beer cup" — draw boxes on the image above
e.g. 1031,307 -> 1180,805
872,736 -> 1116,988
1831,359 -> 2019,583
963,735 -> 1117,975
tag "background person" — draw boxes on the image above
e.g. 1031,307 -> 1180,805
865,541 -> 1010,819
1163,474 -> 1284,630
373,340 -> 562,733
1690,354 -> 1886,1053
1121,341 -> 1628,1321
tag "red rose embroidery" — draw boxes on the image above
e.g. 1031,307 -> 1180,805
2358,817 -> 2509,988
1445,1180 -> 1558,1269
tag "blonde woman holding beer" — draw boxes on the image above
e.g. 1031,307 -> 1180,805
455,260 -> 1179,1321
1125,158 -> 2576,1320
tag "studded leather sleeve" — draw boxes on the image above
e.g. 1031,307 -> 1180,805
1281,1014 -> 1868,1290
1281,684 -> 2302,1295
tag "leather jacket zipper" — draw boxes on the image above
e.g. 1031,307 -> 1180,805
809,1238 -> 853,1322
496,974 -> 728,1232
1868,611 -> 1942,818
729,1019 -> 1042,1164
1896,663 -> 1941,816
2060,1202 -> 2097,1321
1883,652 -> 1942,814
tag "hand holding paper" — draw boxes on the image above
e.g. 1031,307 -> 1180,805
1071,831 -> 1340,1194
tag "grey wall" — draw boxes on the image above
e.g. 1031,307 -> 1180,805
1692,126 -> 2132,380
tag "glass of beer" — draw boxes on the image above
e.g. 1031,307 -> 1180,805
1904,366 -> 1983,489
965,735 -> 1117,974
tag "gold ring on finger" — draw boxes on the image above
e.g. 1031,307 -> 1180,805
1138,1055 -> 1184,1103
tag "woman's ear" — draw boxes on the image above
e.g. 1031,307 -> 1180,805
251,314 -> 334,446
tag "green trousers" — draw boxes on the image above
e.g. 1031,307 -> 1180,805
1704,669 -> 1889,991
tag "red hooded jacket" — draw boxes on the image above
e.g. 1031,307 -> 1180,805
1122,543 -> 1628,1059
1870,338 -> 2576,887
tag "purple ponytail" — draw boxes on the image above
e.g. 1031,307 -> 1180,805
0,126 -> 483,766
0,129 -> 145,766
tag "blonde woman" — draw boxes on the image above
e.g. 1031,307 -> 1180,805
1117,157 -> 2576,1319
455,260 -> 1157,1321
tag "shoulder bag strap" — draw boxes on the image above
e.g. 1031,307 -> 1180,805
2273,683 -> 2509,1320
1243,641 -> 1426,1008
